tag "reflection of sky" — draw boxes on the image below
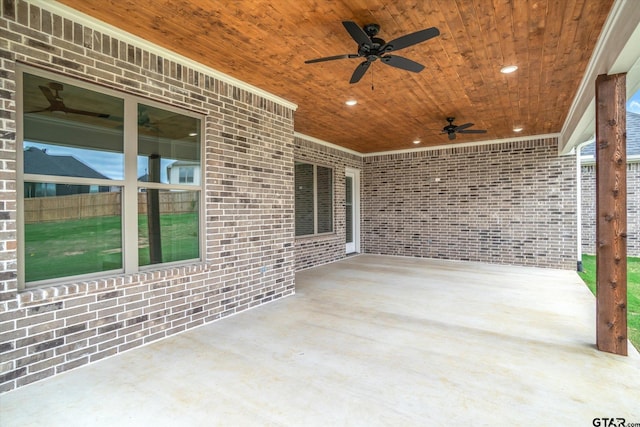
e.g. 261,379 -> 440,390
25,141 -> 174,182
629,90 -> 640,114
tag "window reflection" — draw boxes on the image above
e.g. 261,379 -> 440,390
137,105 -> 201,267
137,104 -> 200,185
22,72 -> 125,284
316,166 -> 333,234
294,162 -> 334,236
295,163 -> 314,236
21,71 -> 202,287
22,73 -> 124,180
137,189 -> 200,266
23,184 -> 123,282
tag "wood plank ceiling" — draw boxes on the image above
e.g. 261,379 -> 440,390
56,0 -> 615,153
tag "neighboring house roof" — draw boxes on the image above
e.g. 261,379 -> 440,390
581,111 -> 640,157
23,147 -> 109,179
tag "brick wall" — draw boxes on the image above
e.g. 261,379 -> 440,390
0,0 -> 589,395
581,164 -> 596,256
293,136 -> 363,270
581,162 -> 640,256
362,138 -> 577,269
0,1 -> 295,392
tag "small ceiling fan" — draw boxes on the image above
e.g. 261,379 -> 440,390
441,117 -> 487,140
29,82 -> 110,118
305,21 -> 440,84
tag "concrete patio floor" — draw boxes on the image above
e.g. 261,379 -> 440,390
1,254 -> 639,426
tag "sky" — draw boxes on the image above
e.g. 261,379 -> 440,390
628,89 -> 640,114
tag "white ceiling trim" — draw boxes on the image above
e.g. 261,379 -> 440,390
294,132 -> 363,157
363,134 -> 562,157
559,0 -> 640,154
36,0 -> 299,111
295,132 -> 563,158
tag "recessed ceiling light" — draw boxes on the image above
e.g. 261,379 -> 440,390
188,132 -> 198,137
413,140 -> 421,145
513,126 -> 523,132
345,99 -> 357,106
500,65 -> 518,74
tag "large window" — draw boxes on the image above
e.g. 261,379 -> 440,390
19,70 -> 202,287
295,162 -> 333,236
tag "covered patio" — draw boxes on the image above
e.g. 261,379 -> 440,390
2,255 -> 638,426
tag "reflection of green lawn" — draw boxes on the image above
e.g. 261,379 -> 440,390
578,255 -> 640,352
138,213 -> 199,266
25,213 -> 198,282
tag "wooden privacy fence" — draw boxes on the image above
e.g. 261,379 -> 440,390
24,191 -> 198,223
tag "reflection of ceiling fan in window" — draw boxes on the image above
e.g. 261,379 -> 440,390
28,82 -> 111,118
138,107 -> 161,133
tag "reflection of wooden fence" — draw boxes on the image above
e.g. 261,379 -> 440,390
24,193 -> 121,223
24,191 -> 198,223
137,191 -> 198,215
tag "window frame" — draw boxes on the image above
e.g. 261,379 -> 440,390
16,66 -> 205,289
294,161 -> 335,237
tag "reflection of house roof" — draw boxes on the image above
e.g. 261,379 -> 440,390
138,173 -> 149,182
167,160 -> 199,168
582,111 -> 640,157
24,147 -> 109,179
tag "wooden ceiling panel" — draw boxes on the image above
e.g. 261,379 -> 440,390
56,0 -> 615,152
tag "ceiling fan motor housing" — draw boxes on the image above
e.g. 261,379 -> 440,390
363,23 -> 380,37
358,24 -> 385,57
444,117 -> 456,133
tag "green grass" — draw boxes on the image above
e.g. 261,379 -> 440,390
25,213 -> 198,282
578,255 -> 640,351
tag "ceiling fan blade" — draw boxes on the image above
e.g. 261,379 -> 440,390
458,129 -> 487,134
381,27 -> 440,53
26,107 -> 53,114
350,61 -> 371,84
39,85 -> 66,111
38,85 -> 58,104
453,122 -> 474,131
342,21 -> 373,49
63,107 -> 111,118
380,55 -> 425,73
305,54 -> 359,64
448,132 -> 456,141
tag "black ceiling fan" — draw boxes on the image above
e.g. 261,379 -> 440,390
305,21 -> 440,84
441,117 -> 487,140
29,83 -> 110,118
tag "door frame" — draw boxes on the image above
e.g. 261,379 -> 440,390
345,167 -> 360,254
